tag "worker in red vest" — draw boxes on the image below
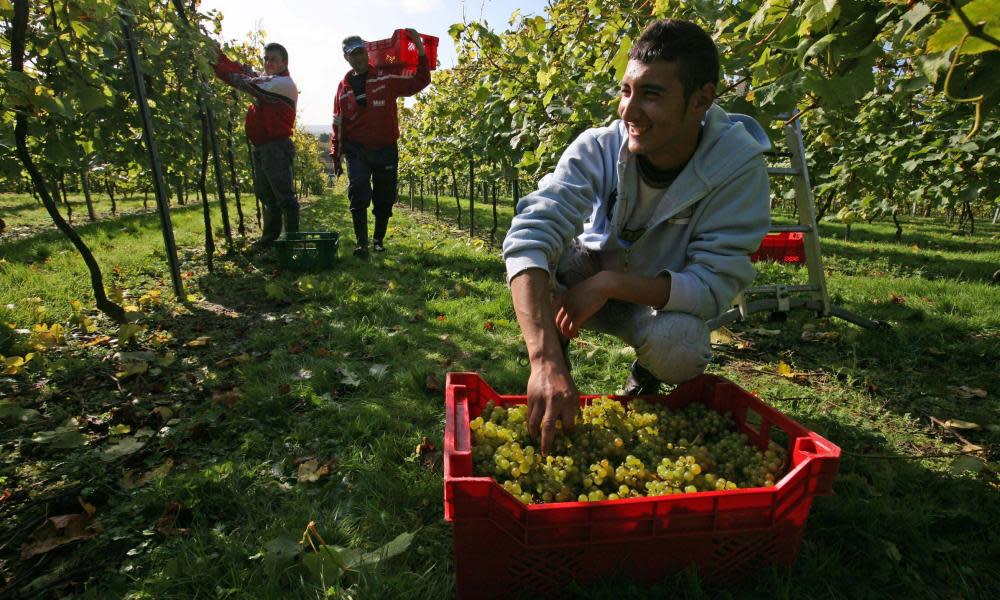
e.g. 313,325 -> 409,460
213,43 -> 299,247
329,29 -> 431,256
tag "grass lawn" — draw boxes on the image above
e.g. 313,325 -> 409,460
1,188 -> 998,599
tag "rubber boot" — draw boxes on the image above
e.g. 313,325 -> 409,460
257,205 -> 282,246
351,212 -> 368,256
373,215 -> 388,252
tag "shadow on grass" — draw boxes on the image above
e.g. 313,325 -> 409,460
749,216 -> 999,282
820,238 -> 997,282
0,197 -> 46,217
724,302 -> 999,439
567,416 -> 999,600
800,216 -> 1000,253
0,203 -> 210,263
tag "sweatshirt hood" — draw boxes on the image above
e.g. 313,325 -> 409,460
694,104 -> 771,187
614,104 -> 771,224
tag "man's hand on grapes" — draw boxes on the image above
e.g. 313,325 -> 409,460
525,358 -> 578,456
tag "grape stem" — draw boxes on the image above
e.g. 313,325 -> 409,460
942,32 -> 984,141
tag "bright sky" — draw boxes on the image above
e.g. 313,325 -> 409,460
199,0 -> 550,128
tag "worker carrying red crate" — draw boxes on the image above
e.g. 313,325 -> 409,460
329,29 -> 434,256
503,19 -> 771,455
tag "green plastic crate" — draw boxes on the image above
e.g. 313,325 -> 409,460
275,231 -> 339,271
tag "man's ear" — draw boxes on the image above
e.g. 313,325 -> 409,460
692,82 -> 716,114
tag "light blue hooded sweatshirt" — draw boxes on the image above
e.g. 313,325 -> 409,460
503,104 -> 772,321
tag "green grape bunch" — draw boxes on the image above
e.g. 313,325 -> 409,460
469,397 -> 788,505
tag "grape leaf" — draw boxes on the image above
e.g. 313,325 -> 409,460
302,545 -> 347,580
950,455 -> 986,475
610,36 -> 632,81
926,0 -> 1000,56
102,436 -> 145,461
262,535 -> 302,576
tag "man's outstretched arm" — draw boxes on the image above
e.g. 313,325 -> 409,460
211,51 -> 283,104
511,268 -> 578,456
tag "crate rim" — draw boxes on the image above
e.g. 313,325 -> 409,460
443,371 -> 840,519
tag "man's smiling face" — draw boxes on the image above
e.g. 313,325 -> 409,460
618,58 -> 712,169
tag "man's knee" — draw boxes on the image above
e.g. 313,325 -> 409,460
347,182 -> 372,210
635,313 -> 711,384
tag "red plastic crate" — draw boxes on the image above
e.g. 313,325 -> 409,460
444,373 -> 840,599
750,231 -> 805,263
365,29 -> 438,74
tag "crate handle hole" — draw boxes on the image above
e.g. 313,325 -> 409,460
744,408 -> 762,435
795,438 -> 818,455
769,424 -> 790,450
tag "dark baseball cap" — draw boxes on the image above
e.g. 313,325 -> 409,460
342,36 -> 366,54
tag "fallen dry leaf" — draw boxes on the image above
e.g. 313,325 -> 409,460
425,373 -> 442,393
752,327 -> 782,337
110,404 -> 138,426
151,406 -> 174,421
116,361 -> 148,379
948,386 -> 988,399
942,419 -> 982,431
776,361 -> 809,381
212,389 -> 242,407
82,335 -> 112,348
710,327 -> 735,345
102,436 -> 145,461
415,436 -> 437,456
710,326 -> 750,349
122,459 -> 174,489
801,330 -> 840,342
185,336 -> 212,348
414,436 -> 442,472
297,459 -> 337,483
20,510 -> 101,559
155,501 -> 192,537
78,496 -> 96,518
215,353 -> 250,369
890,294 -> 906,305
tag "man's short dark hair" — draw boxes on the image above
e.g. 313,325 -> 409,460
628,19 -> 719,101
264,42 -> 288,63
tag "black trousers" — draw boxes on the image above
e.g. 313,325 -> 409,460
344,140 -> 398,222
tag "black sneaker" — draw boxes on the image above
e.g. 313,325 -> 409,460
373,240 -> 385,253
623,360 -> 661,395
352,244 -> 369,257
